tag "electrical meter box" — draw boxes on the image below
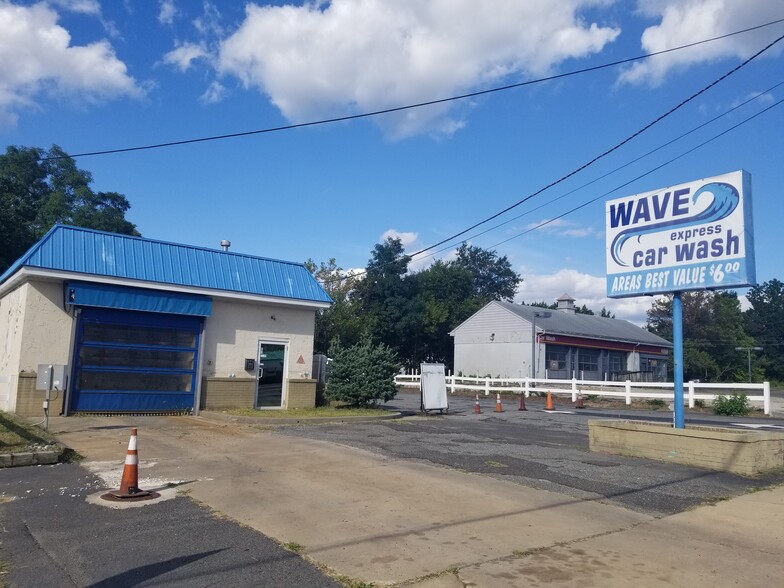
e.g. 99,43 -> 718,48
36,364 -> 67,390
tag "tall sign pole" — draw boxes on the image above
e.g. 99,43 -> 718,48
605,170 -> 755,429
672,292 -> 685,428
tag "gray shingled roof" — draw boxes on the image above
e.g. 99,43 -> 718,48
496,301 -> 672,348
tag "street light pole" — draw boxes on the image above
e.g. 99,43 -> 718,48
531,311 -> 552,379
735,346 -> 763,383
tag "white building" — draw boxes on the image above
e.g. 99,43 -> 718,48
450,295 -> 671,381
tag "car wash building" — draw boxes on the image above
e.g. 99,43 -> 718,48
450,295 -> 671,381
0,225 -> 331,417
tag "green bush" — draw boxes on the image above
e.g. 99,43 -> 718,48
646,398 -> 667,409
325,338 -> 400,407
713,393 -> 750,416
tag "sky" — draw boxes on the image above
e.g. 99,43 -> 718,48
1,0 -> 783,325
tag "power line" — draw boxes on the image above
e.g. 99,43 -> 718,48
319,93 -> 783,288
406,29 -> 784,260
42,18 -> 784,162
485,96 -> 784,249
419,79 -> 784,259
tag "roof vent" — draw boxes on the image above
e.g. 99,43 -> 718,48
556,293 -> 576,314
220,240 -> 231,252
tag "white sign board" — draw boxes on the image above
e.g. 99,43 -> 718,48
420,363 -> 448,412
606,170 -> 755,298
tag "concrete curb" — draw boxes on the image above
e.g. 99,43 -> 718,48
0,449 -> 61,468
197,410 -> 404,426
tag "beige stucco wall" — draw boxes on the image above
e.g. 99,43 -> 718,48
0,280 -> 72,414
0,283 -> 27,378
0,283 -> 27,411
18,281 -> 73,371
202,298 -> 316,405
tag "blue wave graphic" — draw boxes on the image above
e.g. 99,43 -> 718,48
611,182 -> 739,267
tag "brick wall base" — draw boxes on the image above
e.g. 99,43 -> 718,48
201,377 -> 255,410
286,379 -> 316,409
15,372 -> 65,417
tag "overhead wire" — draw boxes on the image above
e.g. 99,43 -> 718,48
41,17 -> 784,161
323,33 -> 784,285
415,79 -> 784,261
405,29 -> 784,260
485,96 -> 784,250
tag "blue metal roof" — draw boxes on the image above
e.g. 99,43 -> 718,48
1,225 -> 332,304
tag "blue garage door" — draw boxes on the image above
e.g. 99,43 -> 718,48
70,307 -> 202,413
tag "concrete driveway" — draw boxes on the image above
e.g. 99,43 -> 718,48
49,408 -> 784,587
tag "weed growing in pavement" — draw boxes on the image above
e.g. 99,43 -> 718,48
283,541 -> 304,553
713,393 -> 750,416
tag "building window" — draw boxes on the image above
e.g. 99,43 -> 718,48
546,348 -> 567,371
578,349 -> 600,372
609,353 -> 624,374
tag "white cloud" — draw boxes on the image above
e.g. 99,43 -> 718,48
50,0 -> 101,15
620,0 -> 784,86
193,1 -> 223,36
159,0 -> 177,25
0,2 -> 141,126
524,218 -> 598,238
731,90 -> 775,108
381,229 -> 419,249
515,268 -> 662,325
200,80 -> 225,104
163,42 -> 207,72
218,0 -> 620,138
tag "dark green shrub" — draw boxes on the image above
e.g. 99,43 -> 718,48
325,339 -> 400,407
646,398 -> 667,409
713,393 -> 750,416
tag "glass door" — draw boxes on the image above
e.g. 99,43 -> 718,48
256,341 -> 286,408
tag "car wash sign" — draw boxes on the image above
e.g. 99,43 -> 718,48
606,170 -> 755,298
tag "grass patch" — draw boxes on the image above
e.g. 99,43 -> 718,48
222,406 -> 390,419
283,541 -> 304,553
0,411 -> 59,454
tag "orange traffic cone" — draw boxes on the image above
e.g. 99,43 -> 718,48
495,393 -> 503,412
518,395 -> 527,411
575,392 -> 585,409
111,428 -> 151,499
474,395 -> 481,414
545,391 -> 555,411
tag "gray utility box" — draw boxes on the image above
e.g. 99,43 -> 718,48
36,364 -> 67,391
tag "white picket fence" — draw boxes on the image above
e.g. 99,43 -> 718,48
394,372 -> 771,415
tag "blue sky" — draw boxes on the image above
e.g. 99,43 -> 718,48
2,0 -> 783,323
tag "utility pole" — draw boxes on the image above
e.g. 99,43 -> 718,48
531,310 -> 552,379
735,346 -> 763,383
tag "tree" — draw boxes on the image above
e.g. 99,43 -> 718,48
0,146 -> 48,271
353,238 -> 421,365
745,279 -> 784,382
313,241 -> 523,370
0,145 -> 139,273
646,291 -> 751,382
324,338 -> 400,407
305,258 -> 364,353
414,260 -> 478,365
454,243 -> 521,303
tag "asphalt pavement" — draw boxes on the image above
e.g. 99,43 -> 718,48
0,463 -> 340,588
276,390 -> 784,516
2,391 -> 783,587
